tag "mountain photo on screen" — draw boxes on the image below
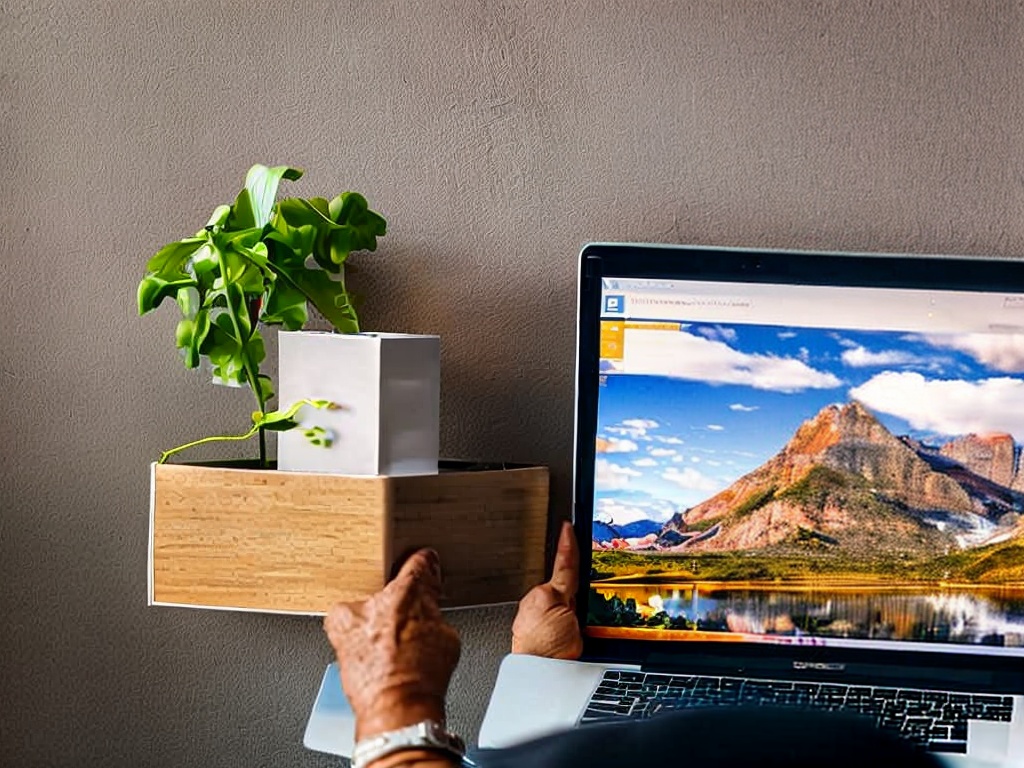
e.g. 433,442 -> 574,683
589,321 -> 1024,647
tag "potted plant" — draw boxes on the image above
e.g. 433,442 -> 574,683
138,163 -> 389,469
139,164 -> 548,614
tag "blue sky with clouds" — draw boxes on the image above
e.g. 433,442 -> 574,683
593,321 -> 1024,528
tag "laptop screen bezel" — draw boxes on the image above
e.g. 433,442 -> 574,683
573,241 -> 1024,688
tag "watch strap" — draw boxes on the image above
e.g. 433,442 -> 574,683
352,720 -> 466,768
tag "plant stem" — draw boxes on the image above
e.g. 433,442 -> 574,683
158,425 -> 261,464
216,245 -> 269,468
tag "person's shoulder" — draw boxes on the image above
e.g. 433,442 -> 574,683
474,708 -> 941,768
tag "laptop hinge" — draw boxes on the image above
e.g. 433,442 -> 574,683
641,653 -> 1002,692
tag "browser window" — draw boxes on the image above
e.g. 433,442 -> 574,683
589,277 -> 1024,656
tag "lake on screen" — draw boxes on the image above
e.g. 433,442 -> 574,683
592,582 -> 1024,645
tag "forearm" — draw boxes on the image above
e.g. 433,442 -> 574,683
365,749 -> 461,768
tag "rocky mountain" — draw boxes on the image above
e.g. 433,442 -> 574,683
939,433 -> 1017,488
659,401 -> 1024,556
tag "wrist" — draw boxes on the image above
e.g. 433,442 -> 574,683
353,720 -> 465,768
354,693 -> 447,742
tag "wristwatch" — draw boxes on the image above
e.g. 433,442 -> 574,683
351,720 -> 466,768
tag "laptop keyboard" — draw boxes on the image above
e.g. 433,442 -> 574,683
582,670 -> 1016,754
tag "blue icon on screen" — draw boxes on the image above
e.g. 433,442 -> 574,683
604,294 -> 624,314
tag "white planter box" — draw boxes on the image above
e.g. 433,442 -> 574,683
277,331 -> 440,475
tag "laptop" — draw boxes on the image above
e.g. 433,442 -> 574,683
478,242 -> 1024,767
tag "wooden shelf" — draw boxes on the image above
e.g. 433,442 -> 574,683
148,461 -> 550,614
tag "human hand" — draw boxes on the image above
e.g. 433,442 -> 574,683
511,520 -> 584,660
323,549 -> 461,741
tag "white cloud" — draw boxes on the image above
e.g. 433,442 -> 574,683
595,496 -> 677,525
603,437 -> 639,453
649,448 -> 677,457
622,418 -> 659,431
661,466 -> 720,492
697,325 -> 738,343
841,345 -> 923,368
729,403 -> 759,412
655,436 -> 685,445
595,458 -> 642,490
607,418 -> 661,440
850,372 -> 1024,436
594,501 -> 651,527
706,424 -> 725,431
625,330 -> 841,392
925,333 -> 1024,373
632,457 -> 658,467
778,331 -> 797,340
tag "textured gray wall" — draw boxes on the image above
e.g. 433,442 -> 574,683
3,1 -> 1024,766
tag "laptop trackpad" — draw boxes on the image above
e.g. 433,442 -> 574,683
478,655 -> 637,749
966,719 -> 1010,763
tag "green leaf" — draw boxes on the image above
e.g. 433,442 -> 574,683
305,196 -> 332,219
234,164 -> 303,229
175,308 -> 211,368
206,204 -> 231,229
275,196 -> 332,228
204,314 -> 265,389
255,373 -> 274,403
264,219 -> 317,259
328,292 -> 360,334
218,245 -> 267,298
260,279 -> 308,329
251,398 -> 337,431
204,319 -> 247,387
284,266 -> 360,333
326,194 -> 386,267
138,237 -> 205,314
137,273 -> 197,315
260,416 -> 299,432
265,192 -> 386,333
275,194 -> 388,270
175,286 -> 200,317
328,192 -> 387,249
302,426 -> 333,447
274,198 -> 341,273
188,240 -> 221,287
143,235 -> 205,275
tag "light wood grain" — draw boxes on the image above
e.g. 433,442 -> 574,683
150,463 -> 550,614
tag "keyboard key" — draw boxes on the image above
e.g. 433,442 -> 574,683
644,674 -> 675,687
928,741 -> 968,754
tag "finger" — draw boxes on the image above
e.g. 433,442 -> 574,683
324,601 -> 360,632
390,548 -> 443,604
548,520 -> 579,597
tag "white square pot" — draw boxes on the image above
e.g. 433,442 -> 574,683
277,331 -> 440,475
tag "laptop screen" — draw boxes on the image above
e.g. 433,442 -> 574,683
580,244 -> 1024,660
